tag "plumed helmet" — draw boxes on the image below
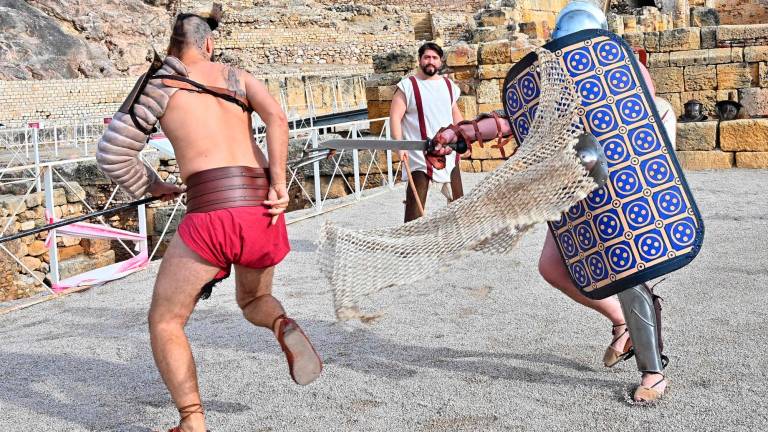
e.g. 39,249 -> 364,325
552,1 -> 608,40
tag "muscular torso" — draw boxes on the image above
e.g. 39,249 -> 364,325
159,61 -> 267,181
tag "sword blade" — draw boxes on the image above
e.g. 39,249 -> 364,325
288,152 -> 333,170
320,138 -> 428,151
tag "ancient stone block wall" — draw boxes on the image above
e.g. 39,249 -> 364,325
366,24 -> 768,173
608,8 -> 676,34
0,184 -> 116,300
432,12 -> 476,45
676,119 -> 768,169
517,0 -> 570,39
623,24 -> 768,169
0,78 -> 135,126
219,30 -> 418,67
314,0 -> 483,12
0,70 -> 367,127
172,0 -> 421,70
472,0 -> 570,41
714,0 -> 768,25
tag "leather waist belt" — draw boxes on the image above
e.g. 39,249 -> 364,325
185,166 -> 270,214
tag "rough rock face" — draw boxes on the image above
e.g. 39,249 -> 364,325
0,0 -> 171,80
27,0 -> 174,75
0,0 -> 110,79
0,0 -> 489,82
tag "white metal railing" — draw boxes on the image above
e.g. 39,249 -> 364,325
277,75 -> 367,121
252,116 -> 398,212
0,159 -> 149,295
2,75 -> 368,172
0,119 -> 108,175
1,73 -> 366,149
0,114 -> 399,311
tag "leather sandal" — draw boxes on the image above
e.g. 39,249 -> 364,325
603,323 -> 634,368
164,403 -> 209,432
273,314 -> 323,386
633,376 -> 668,403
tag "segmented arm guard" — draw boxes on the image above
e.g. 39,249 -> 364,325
434,111 -> 516,157
96,57 -> 188,199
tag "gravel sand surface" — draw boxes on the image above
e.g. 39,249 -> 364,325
1,170 -> 766,431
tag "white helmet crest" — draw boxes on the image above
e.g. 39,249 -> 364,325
552,0 -> 609,40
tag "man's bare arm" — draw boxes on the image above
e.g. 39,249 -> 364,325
243,72 -> 289,186
390,88 -> 408,161
389,89 -> 407,141
451,101 -> 467,156
452,102 -> 463,125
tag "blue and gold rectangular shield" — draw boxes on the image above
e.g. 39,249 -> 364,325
503,29 -> 705,299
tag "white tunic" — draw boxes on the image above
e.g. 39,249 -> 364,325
396,76 -> 461,183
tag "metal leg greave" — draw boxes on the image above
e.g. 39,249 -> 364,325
617,284 -> 665,374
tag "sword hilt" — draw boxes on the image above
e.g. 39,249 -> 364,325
426,138 -> 468,155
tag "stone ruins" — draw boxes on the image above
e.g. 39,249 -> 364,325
1,0 -> 767,298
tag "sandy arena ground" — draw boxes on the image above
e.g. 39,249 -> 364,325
1,169 -> 767,431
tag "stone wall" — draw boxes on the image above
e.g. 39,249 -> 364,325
608,1 -> 768,32
608,7 -> 677,34
473,0 -> 570,41
219,30 -> 418,67
0,70 -> 367,127
170,0 -> 421,72
714,0 -> 768,25
432,12 -> 476,45
676,119 -> 768,169
366,23 -> 768,173
622,24 -> 768,168
0,78 -> 135,126
0,183 -> 116,300
315,0 -> 483,12
516,0 -> 570,39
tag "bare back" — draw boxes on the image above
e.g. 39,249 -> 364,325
159,61 -> 266,181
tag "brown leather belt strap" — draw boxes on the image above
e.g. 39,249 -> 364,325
490,112 -> 506,158
185,166 -> 269,188
409,76 -> 431,178
187,194 -> 268,214
185,181 -> 269,201
185,166 -> 271,213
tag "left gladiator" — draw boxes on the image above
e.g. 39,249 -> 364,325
95,5 -> 322,432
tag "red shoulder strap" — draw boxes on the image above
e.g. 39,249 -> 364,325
444,78 -> 461,164
409,76 -> 428,140
410,76 -> 435,177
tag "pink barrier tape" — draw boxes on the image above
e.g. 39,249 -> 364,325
44,211 -> 145,249
43,209 -> 150,292
51,250 -> 149,292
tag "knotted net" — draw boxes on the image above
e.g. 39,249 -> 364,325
318,48 -> 596,320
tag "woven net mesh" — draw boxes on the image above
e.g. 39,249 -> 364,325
318,48 -> 596,320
